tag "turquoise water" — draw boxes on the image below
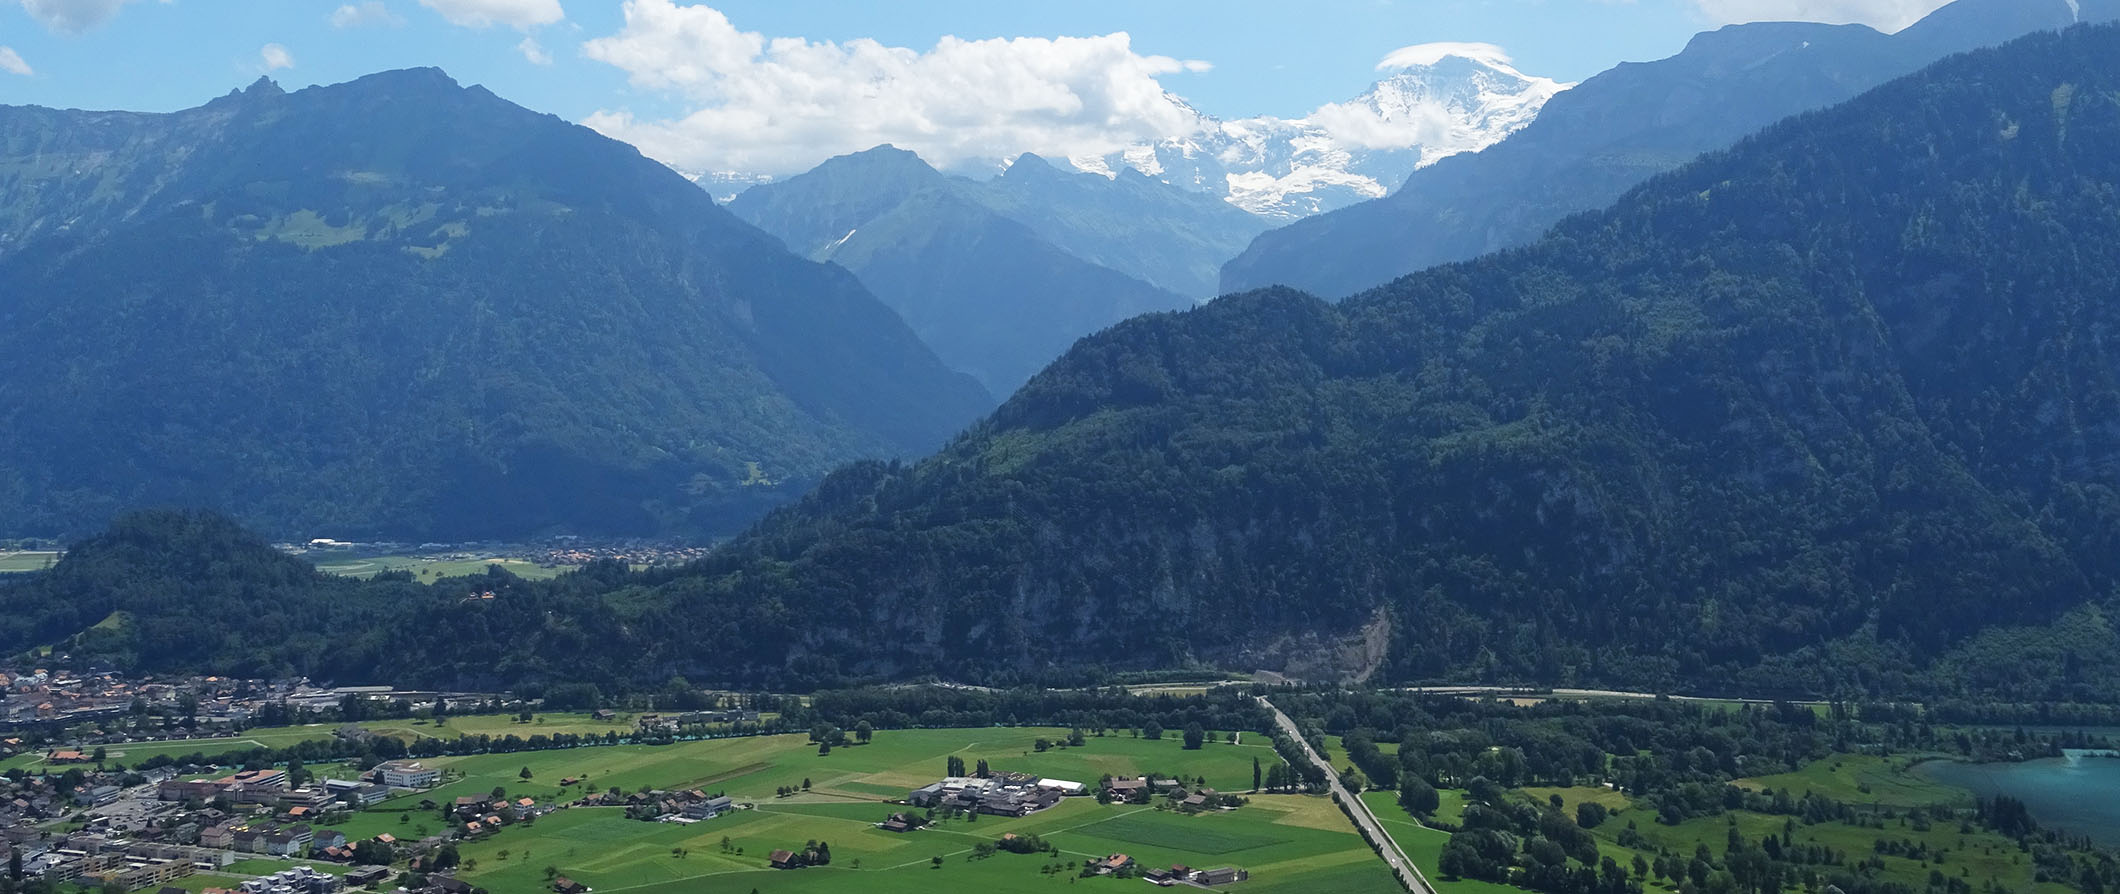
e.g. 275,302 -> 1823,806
1915,750 -> 2120,846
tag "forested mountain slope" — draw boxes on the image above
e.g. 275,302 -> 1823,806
1222,0 -> 2119,298
0,70 -> 989,540
10,27 -> 2120,701
648,23 -> 2120,696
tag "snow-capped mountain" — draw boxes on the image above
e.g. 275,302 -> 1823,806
1069,47 -> 1572,220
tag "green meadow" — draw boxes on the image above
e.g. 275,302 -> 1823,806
1735,753 -> 1965,808
453,795 -> 1397,894
310,555 -> 566,582
322,727 -> 1402,893
0,713 -> 640,772
0,551 -> 59,573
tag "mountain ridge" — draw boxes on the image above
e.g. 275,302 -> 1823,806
0,69 -> 991,540
1221,0 -> 2118,298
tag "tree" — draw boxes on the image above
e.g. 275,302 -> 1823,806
543,867 -> 559,881
1577,801 -> 1609,829
520,766 -> 533,780
802,778 -> 811,791
947,755 -> 966,778
1252,757 -> 1263,792
1068,728 -> 1086,747
855,721 -> 873,744
432,845 -> 460,871
1182,723 -> 1206,750
1142,721 -> 1162,740
1398,778 -> 1439,817
90,747 -> 107,764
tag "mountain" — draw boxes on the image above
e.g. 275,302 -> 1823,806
634,22 -> 2120,695
964,154 -> 1268,299
1222,0 -> 2120,298
727,147 -> 1201,394
1072,51 -> 1571,221
0,70 -> 990,541
26,22 -> 2118,699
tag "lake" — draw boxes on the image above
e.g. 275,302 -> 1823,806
1916,750 -> 2120,846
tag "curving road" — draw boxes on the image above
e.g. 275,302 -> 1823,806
1258,695 -> 1436,894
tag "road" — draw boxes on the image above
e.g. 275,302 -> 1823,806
1257,695 -> 1435,894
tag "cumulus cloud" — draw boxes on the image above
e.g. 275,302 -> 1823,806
1692,0 -> 1952,31
16,0 -> 135,34
518,36 -> 553,65
0,46 -> 30,76
418,0 -> 563,29
259,43 -> 294,71
331,2 -> 406,28
579,0 -> 1209,176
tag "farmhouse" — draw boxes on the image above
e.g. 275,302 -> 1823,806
768,849 -> 797,869
1196,867 -> 1250,885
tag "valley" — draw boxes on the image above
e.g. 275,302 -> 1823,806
5,2 -> 2120,894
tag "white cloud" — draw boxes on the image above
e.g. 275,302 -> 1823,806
518,36 -> 553,65
16,0 -> 134,34
331,2 -> 406,28
580,0 -> 1210,177
1692,0 -> 1952,31
259,43 -> 295,72
1377,41 -> 1518,73
418,0 -> 564,29
0,46 -> 30,76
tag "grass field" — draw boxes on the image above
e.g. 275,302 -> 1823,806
380,727 -> 1270,812
0,551 -> 59,573
453,794 -> 1399,894
1736,754 -> 1967,808
0,712 -> 641,773
328,727 -> 1405,894
1358,790 -> 1517,894
310,555 -> 567,582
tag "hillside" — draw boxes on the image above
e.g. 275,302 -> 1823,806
652,22 -> 2120,695
0,70 -> 990,540
728,147 -> 1199,394
1222,0 -> 2119,298
14,25 -> 2120,699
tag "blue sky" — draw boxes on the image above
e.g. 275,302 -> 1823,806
0,0 -> 1953,174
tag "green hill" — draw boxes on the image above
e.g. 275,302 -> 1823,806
655,23 -> 2120,695
13,26 -> 2120,701
0,70 -> 990,540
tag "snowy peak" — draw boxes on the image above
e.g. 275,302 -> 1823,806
1071,51 -> 1571,220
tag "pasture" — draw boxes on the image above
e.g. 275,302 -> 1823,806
307,726 -> 1399,893
455,794 -> 1398,894
310,554 -> 565,582
1736,753 -> 1966,808
0,550 -> 59,573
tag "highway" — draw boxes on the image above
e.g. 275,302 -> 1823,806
1257,695 -> 1436,894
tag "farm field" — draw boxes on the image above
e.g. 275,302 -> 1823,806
0,712 -> 642,772
0,551 -> 59,573
454,794 -> 1398,894
289,727 -> 1398,893
380,726 -> 1270,811
309,554 -> 566,582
